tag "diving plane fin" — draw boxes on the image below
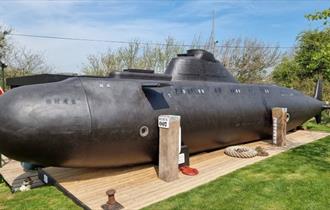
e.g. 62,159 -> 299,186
314,79 -> 323,101
314,79 -> 323,124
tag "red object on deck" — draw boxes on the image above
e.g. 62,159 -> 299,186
179,166 -> 199,176
0,87 -> 4,96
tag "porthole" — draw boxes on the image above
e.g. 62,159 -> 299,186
175,88 -> 183,95
139,126 -> 149,137
286,113 -> 290,122
215,87 -> 222,94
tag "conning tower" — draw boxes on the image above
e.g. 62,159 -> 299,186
165,49 -> 238,83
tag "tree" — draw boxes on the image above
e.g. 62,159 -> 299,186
187,36 -> 282,83
305,8 -> 330,26
272,9 -> 330,100
0,27 -> 11,88
272,56 -> 299,87
83,36 -> 282,83
82,37 -> 184,76
295,28 -> 330,80
215,38 -> 281,83
0,27 -> 11,60
5,47 -> 52,78
0,27 -> 52,88
83,50 -> 121,76
273,9 -> 330,84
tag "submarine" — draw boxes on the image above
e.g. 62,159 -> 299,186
0,49 -> 326,168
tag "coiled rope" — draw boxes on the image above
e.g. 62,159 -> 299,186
224,146 -> 258,158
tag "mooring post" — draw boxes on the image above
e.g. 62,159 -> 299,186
158,115 -> 180,182
101,189 -> 124,210
106,189 -> 116,206
272,107 -> 287,146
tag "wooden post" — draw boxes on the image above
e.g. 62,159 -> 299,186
158,115 -> 180,182
272,107 -> 287,146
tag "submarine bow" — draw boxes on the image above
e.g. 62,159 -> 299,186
0,78 -> 92,166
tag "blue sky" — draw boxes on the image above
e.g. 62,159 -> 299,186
0,0 -> 329,73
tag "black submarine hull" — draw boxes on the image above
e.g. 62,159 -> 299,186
0,76 -> 322,167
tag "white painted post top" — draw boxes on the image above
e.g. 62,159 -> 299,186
158,115 -> 181,129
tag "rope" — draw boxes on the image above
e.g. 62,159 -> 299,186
224,146 -> 258,158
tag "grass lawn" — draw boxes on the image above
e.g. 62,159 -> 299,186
303,121 -> 330,132
303,114 -> 330,132
0,182 -> 80,210
0,122 -> 329,210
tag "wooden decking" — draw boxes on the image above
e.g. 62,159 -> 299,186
37,130 -> 328,210
0,157 -> 44,192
